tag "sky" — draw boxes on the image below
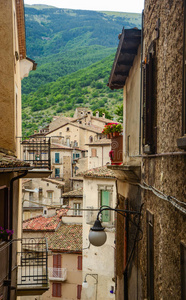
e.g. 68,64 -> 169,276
24,0 -> 144,14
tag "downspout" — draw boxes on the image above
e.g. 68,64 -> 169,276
7,170 -> 28,300
139,10 -> 144,155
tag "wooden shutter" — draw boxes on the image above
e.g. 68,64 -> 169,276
77,256 -> 82,270
0,186 -> 9,229
143,47 -> 157,154
53,254 -> 61,278
147,210 -> 154,300
52,283 -> 61,297
77,285 -> 82,299
101,190 -> 110,222
91,148 -> 97,157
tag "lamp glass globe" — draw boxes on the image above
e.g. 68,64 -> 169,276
88,230 -> 107,246
82,281 -> 88,288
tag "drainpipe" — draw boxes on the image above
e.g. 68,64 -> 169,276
139,10 -> 144,155
7,170 -> 28,300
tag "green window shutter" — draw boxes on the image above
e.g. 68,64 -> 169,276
101,190 -> 110,222
55,153 -> 59,163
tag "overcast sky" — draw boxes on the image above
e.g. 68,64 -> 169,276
24,0 -> 144,14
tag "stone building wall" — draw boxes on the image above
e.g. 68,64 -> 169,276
139,0 -> 186,299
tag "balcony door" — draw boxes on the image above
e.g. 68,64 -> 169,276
53,254 -> 61,278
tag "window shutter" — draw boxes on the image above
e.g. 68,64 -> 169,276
143,50 -> 156,153
101,190 -> 110,222
52,283 -> 61,297
77,256 -> 82,270
0,186 -> 9,229
77,285 -> 82,299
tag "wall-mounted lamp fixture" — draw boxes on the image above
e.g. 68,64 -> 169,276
88,205 -> 142,247
82,274 -> 98,300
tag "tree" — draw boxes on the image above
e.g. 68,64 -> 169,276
115,104 -> 123,122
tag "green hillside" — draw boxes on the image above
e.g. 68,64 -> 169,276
22,5 -> 141,136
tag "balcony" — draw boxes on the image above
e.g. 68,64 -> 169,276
17,238 -> 49,296
20,137 -> 51,170
48,268 -> 67,281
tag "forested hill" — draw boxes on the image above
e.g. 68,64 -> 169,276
22,5 -> 141,136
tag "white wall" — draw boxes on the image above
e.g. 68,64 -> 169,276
82,177 -> 116,300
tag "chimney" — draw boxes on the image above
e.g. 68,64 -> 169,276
102,113 -> 105,119
96,111 -> 99,118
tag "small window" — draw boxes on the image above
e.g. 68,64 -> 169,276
47,191 -> 53,200
55,153 -> 60,163
74,203 -> 81,216
66,127 -> 70,132
52,283 -> 61,297
91,148 -> 97,157
55,168 -> 60,178
89,136 -> 93,143
77,285 -> 82,299
77,256 -> 82,270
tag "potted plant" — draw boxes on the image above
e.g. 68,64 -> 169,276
0,227 -> 13,242
102,123 -> 122,138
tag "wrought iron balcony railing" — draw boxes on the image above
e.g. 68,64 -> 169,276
19,137 -> 51,170
17,238 -> 49,294
48,267 -> 67,281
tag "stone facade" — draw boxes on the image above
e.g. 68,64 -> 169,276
139,1 -> 186,299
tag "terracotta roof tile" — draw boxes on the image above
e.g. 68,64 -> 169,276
0,150 -> 30,169
23,209 -> 69,231
62,188 -> 83,198
77,165 -> 116,179
45,223 -> 82,252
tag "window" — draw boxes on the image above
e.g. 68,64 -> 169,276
143,43 -> 157,154
147,210 -> 154,300
181,242 -> 186,300
55,153 -> 60,163
77,256 -> 82,270
77,285 -> 82,299
66,127 -> 70,132
55,168 -> 60,178
73,153 -> 80,159
101,190 -> 110,222
91,148 -> 97,157
52,283 -> 61,297
66,138 -> 70,147
47,191 -> 53,200
89,136 -> 93,143
74,203 -> 81,216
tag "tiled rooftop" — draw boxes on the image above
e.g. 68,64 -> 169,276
62,188 -> 83,198
45,223 -> 82,252
77,165 -> 116,179
0,150 -> 30,169
23,208 -> 69,231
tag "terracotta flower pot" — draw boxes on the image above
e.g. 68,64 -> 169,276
113,132 -> 119,137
